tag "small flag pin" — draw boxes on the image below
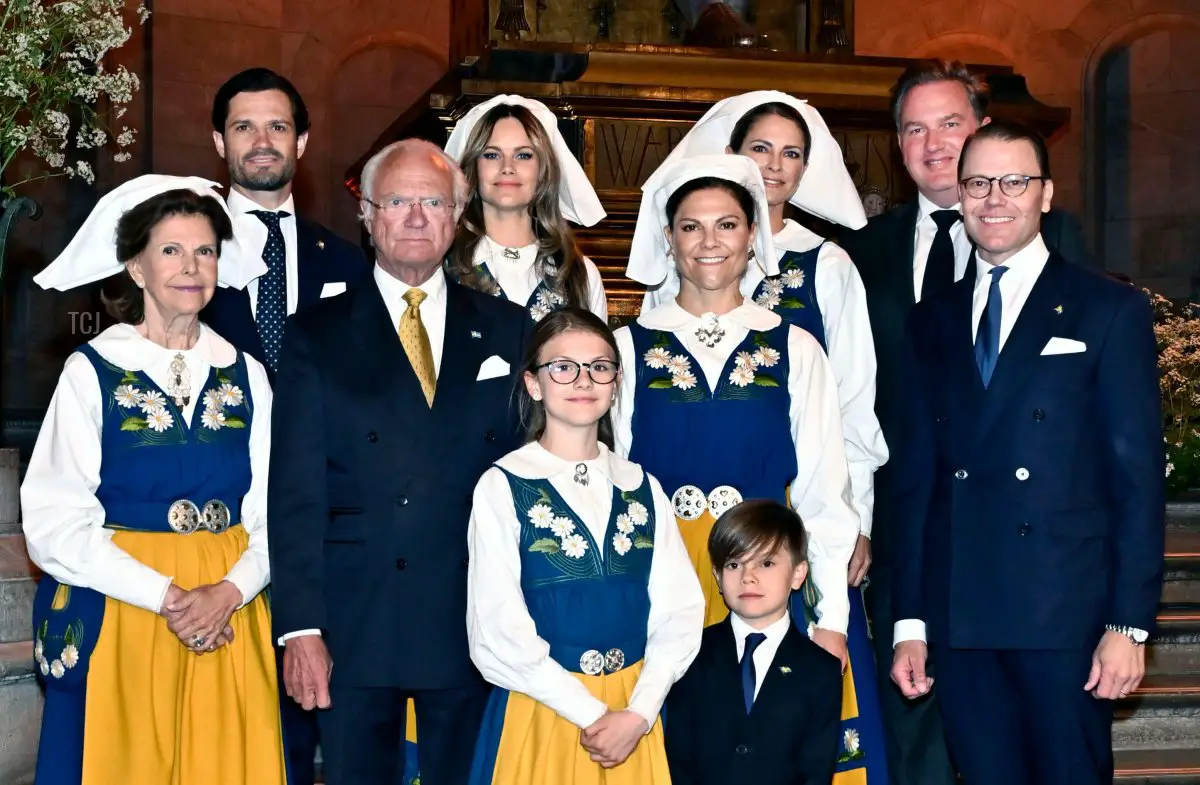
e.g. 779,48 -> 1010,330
316,240 -> 325,250
471,330 -> 482,339
779,666 -> 792,674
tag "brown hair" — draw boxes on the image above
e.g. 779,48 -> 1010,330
448,103 -> 591,309
728,101 -> 812,165
708,499 -> 808,569
516,308 -> 620,449
958,119 -> 1052,180
890,59 -> 989,132
101,189 -> 233,324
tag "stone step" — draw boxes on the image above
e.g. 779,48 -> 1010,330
0,640 -> 40,785
1116,747 -> 1200,783
1113,673 -> 1200,751
0,530 -> 36,645
1164,531 -> 1200,606
1168,501 -> 1200,532
1148,608 -> 1200,676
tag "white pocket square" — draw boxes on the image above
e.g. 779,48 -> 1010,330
476,355 -> 510,381
1040,337 -> 1087,355
320,281 -> 347,298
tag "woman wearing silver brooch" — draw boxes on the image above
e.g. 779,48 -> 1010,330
21,176 -> 285,785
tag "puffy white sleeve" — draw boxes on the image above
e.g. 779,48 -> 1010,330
785,326 -> 858,635
627,474 -> 705,726
221,354 -> 273,605
612,326 -> 638,458
583,256 -> 609,323
467,467 -> 610,729
815,243 -> 889,537
20,353 -> 173,613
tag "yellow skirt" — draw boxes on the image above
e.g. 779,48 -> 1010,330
677,508 -> 730,627
486,660 -> 671,785
81,526 -> 287,785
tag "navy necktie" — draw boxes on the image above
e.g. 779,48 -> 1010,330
974,265 -> 1010,388
740,632 -> 767,714
921,209 -> 961,301
251,210 -> 289,373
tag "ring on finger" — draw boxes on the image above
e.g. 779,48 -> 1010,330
191,635 -> 206,648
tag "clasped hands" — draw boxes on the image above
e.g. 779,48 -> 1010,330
580,709 -> 649,768
159,581 -> 242,655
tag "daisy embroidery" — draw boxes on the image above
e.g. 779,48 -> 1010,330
753,347 -> 781,367
39,659 -> 49,676
844,729 -> 861,755
735,350 -> 759,369
612,533 -> 633,556
560,533 -> 589,559
626,501 -> 649,526
528,503 -> 555,529
664,355 -> 691,376
755,291 -> 781,310
643,346 -> 672,369
762,278 -> 785,297
34,638 -> 43,663
50,659 -> 65,679
550,516 -> 576,538
729,365 -> 756,387
61,644 -> 79,670
615,514 -> 635,534
781,268 -> 806,289
114,385 -> 142,408
201,409 -> 227,431
145,410 -> 174,433
138,390 -> 166,415
218,383 -> 244,407
673,369 -> 698,390
202,389 -> 224,411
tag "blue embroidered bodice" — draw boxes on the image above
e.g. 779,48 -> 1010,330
751,244 -> 827,351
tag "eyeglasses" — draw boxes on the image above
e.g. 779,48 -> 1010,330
536,359 -> 620,385
362,195 -> 456,214
959,174 -> 1048,199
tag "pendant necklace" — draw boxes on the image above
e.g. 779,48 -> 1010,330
694,312 -> 726,348
573,463 -> 589,486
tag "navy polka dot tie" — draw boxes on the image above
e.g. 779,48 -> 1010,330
251,210 -> 289,373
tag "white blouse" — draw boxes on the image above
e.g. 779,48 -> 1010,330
20,323 -> 273,614
467,441 -> 704,730
475,237 -> 609,322
612,300 -> 858,635
642,219 -> 887,536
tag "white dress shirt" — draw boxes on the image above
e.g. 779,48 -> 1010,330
730,611 -> 792,701
374,263 -> 448,375
894,233 -> 1051,647
228,189 -> 300,318
20,323 -> 274,614
642,220 -> 888,536
475,237 -> 608,322
912,193 -> 974,302
613,300 -> 859,634
467,441 -> 704,729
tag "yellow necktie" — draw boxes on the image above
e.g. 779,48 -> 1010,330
399,289 -> 436,407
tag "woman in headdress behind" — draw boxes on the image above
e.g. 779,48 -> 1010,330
22,176 -> 286,785
445,94 -> 608,323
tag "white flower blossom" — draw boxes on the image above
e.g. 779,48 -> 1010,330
114,384 -> 141,408
219,383 -> 244,407
643,346 -> 672,369
560,533 -> 589,559
61,644 -> 79,669
844,728 -> 860,754
145,410 -> 174,432
528,503 -> 554,529
729,365 -> 755,387
612,533 -> 632,556
781,269 -> 806,289
39,659 -> 50,676
34,638 -> 43,662
762,278 -> 785,297
734,350 -> 759,369
201,410 -> 226,431
626,502 -> 649,526
672,369 -> 698,390
755,292 -> 781,310
138,390 -> 165,414
664,355 -> 691,376
202,389 -> 223,411
615,514 -> 634,534
753,347 -> 781,368
549,517 -> 575,538
50,659 -> 65,679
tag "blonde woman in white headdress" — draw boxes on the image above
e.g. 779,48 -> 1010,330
22,176 -> 285,785
445,94 -> 608,323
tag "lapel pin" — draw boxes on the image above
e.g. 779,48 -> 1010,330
316,240 -> 325,250
779,666 -> 792,674
1054,305 -> 1063,314
471,330 -> 482,339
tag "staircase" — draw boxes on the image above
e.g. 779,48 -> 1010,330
1114,505 -> 1200,783
0,448 -> 38,785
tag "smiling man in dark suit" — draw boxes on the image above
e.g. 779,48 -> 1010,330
203,68 -> 368,380
268,139 -> 529,785
890,120 -> 1163,785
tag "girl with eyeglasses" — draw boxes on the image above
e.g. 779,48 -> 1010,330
465,308 -> 703,785
445,95 -> 609,323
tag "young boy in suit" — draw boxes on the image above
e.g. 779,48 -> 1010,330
665,499 -> 843,785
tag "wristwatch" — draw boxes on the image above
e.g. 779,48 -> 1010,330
1105,624 -> 1149,646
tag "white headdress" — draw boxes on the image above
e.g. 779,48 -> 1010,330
34,175 -> 265,291
655,90 -> 865,230
443,94 -> 606,227
626,154 -> 776,287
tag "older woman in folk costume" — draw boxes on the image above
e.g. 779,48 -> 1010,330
445,94 -> 608,323
625,149 -> 889,783
22,176 -> 285,785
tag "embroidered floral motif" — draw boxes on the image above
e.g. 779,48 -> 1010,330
615,514 -> 635,534
726,335 -> 782,388
36,618 -> 83,681
756,263 -> 807,311
618,496 -> 654,551
471,263 -> 503,297
549,517 -> 576,538
526,492 -> 588,559
560,532 -> 589,559
138,389 -> 166,414
755,291 -> 781,309
644,337 -> 698,391
529,288 -> 565,322
612,532 -> 632,555
836,727 -> 865,763
528,503 -> 554,528
145,409 -> 174,432
114,384 -> 142,408
781,269 -> 806,289
61,644 -> 79,669
199,370 -> 246,431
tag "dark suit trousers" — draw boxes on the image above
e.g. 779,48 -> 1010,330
864,565 -> 956,785
936,646 -> 1114,785
277,648 -> 319,785
318,682 -> 489,785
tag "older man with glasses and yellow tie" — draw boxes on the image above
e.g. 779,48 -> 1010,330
267,138 -> 531,785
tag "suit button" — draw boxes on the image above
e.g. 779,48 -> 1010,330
954,469 -> 968,480
1033,409 -> 1045,421
735,744 -> 749,755
395,558 -> 407,570
366,432 -> 378,443
935,416 -> 947,423
1015,468 -> 1030,481
397,496 -> 408,507
1019,523 -> 1031,536
484,430 -> 496,443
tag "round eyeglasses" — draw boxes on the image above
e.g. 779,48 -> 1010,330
536,359 -> 619,385
960,174 -> 1048,199
362,195 -> 456,214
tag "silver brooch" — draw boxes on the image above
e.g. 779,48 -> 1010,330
694,313 -> 726,348
166,352 -> 191,408
502,247 -> 520,260
574,463 -> 589,486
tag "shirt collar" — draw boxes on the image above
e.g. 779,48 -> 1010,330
91,322 -> 237,371
773,218 -> 823,254
374,263 -> 448,310
917,191 -> 961,225
495,441 -> 644,492
974,232 -> 1049,287
638,299 -> 781,333
227,188 -> 295,217
730,610 -> 792,647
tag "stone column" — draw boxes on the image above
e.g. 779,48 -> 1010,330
0,448 -> 39,785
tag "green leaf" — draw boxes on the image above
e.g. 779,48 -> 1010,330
528,538 -> 561,554
64,625 -> 74,646
39,620 -> 48,639
120,417 -> 147,431
753,375 -> 780,388
222,416 -> 247,429
780,298 -> 805,309
633,535 -> 654,549
120,370 -> 139,384
647,378 -> 675,389
216,371 -> 232,385
753,334 -> 771,347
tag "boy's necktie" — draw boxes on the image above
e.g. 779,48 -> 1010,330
741,632 -> 767,713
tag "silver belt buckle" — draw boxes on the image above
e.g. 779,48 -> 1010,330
579,649 -> 604,676
604,648 -> 625,673
707,485 -> 743,520
167,499 -> 201,534
201,500 -> 231,533
671,485 -> 706,520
